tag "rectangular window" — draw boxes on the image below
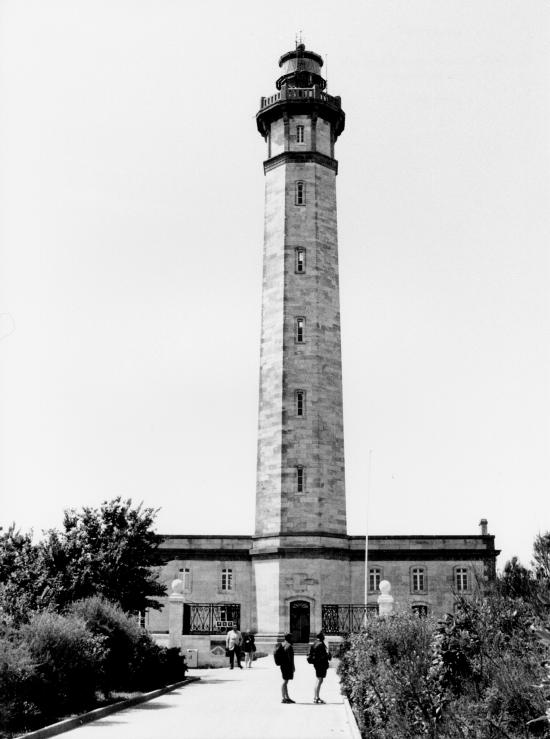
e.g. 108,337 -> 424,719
412,605 -> 428,617
296,390 -> 305,417
295,181 -> 305,205
179,567 -> 191,590
455,567 -> 468,592
412,568 -> 425,592
219,605 -> 239,629
369,567 -> 382,592
221,568 -> 233,592
296,125 -> 304,143
296,466 -> 304,493
295,247 -> 306,273
295,317 -> 305,343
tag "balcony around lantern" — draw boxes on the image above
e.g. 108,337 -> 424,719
259,86 -> 342,111
256,85 -> 345,141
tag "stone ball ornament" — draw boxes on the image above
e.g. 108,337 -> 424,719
379,579 -> 392,595
171,578 -> 184,594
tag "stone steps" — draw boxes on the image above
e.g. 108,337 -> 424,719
292,642 -> 312,655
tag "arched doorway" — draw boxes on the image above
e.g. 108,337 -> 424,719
289,600 -> 310,643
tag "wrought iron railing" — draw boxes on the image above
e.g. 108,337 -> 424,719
260,88 -> 341,110
184,603 -> 241,635
322,604 -> 379,635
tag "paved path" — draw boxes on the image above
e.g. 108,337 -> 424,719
58,656 -> 356,739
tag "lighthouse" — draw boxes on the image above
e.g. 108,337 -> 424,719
252,44 -> 349,641
155,45 -> 499,661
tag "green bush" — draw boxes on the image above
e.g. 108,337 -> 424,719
339,599 -> 550,739
0,627 -> 42,735
0,600 -> 187,736
435,596 -> 549,738
70,597 -> 187,693
339,612 -> 444,738
125,634 -> 187,691
70,596 -> 143,694
21,612 -> 104,719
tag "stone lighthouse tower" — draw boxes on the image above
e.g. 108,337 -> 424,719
156,44 -> 500,659
252,45 -> 349,641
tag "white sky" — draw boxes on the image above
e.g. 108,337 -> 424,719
1,0 -> 548,570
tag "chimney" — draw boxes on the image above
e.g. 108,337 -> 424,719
479,518 -> 488,536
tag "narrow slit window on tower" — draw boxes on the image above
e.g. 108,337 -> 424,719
296,125 -> 304,143
295,317 -> 305,343
296,466 -> 304,493
295,390 -> 305,417
295,247 -> 306,273
295,180 -> 305,205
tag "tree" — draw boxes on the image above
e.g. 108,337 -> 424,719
533,532 -> 550,581
498,556 -> 534,599
39,498 -> 166,613
0,526 -> 51,625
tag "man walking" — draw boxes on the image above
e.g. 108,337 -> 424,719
226,625 -> 243,669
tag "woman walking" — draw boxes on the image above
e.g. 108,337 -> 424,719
308,632 -> 331,704
274,633 -> 295,703
242,632 -> 256,667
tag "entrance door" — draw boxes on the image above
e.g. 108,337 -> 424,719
289,600 -> 310,643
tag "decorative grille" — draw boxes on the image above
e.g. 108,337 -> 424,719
321,604 -> 379,635
186,603 -> 241,634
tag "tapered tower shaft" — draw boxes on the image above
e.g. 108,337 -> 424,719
255,46 -> 347,539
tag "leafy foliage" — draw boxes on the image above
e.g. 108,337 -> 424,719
39,498 -> 166,613
22,611 -> 104,718
339,596 -> 550,739
435,595 -> 548,738
339,612 -> 448,738
0,526 -> 51,626
0,498 -> 166,624
70,596 -> 144,694
69,597 -> 187,694
0,625 -> 42,735
533,533 -> 550,581
499,556 -> 536,599
0,598 -> 187,737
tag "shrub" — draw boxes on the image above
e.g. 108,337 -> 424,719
435,596 -> 549,738
70,596 -> 143,694
70,597 -> 187,694
0,627 -> 42,735
21,612 -> 104,719
339,598 -> 550,739
125,635 -> 187,691
339,612 -> 444,738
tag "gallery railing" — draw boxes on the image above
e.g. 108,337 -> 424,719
259,87 -> 342,110
322,604 -> 379,635
184,603 -> 241,635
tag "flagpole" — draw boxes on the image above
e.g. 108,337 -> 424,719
363,449 -> 373,628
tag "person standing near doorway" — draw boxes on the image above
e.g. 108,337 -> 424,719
226,625 -> 243,669
308,632 -> 331,703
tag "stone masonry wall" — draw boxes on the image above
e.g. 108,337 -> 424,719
350,558 -> 489,616
255,164 -> 286,536
280,159 -> 346,534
